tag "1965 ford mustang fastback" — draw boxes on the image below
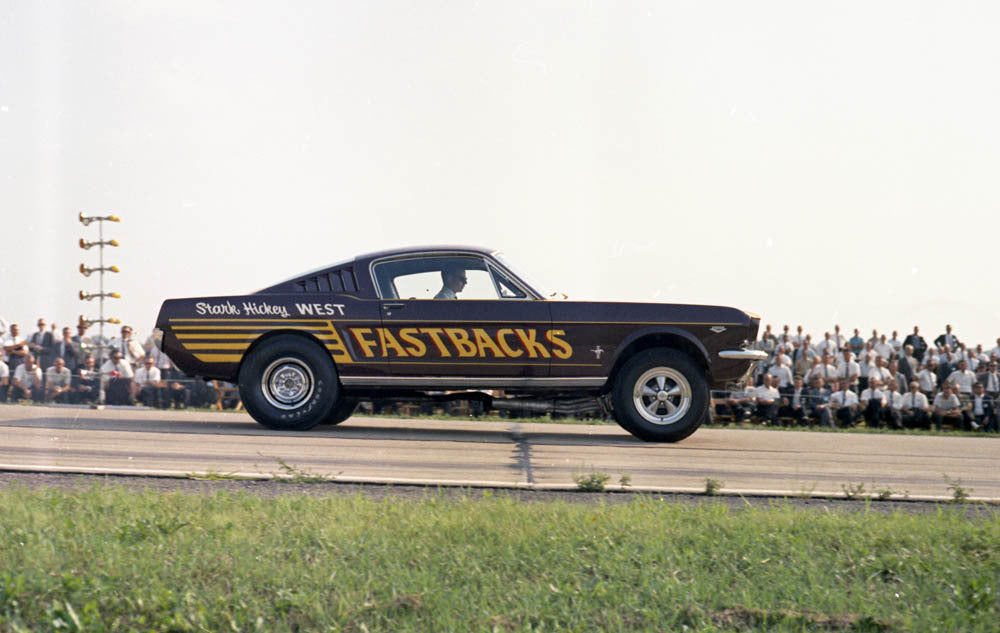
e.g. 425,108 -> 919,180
153,245 -> 766,442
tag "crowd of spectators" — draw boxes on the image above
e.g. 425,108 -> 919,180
0,317 -> 201,408
714,324 -> 1000,432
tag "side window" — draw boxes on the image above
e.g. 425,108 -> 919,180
373,255 -> 500,300
490,266 -> 527,299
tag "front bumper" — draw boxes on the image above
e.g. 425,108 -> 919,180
718,350 -> 769,361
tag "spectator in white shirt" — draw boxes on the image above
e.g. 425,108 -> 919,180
753,374 -> 779,425
792,325 -> 805,345
101,350 -> 135,405
883,381 -> 904,429
917,361 -> 938,397
766,361 -> 793,389
10,355 -> 43,402
830,380 -> 860,427
133,356 -> 163,407
868,357 -> 892,386
0,358 -> 8,402
2,324 -> 30,373
946,359 -> 976,397
932,383 -> 968,430
816,332 -> 838,357
860,379 -> 886,427
807,354 -> 839,388
107,325 -> 145,368
990,338 -> 1000,361
835,349 -> 860,390
901,381 -> 931,429
44,357 -> 72,403
888,330 -> 904,356
978,361 -> 1000,397
873,335 -> 893,361
833,325 -> 847,351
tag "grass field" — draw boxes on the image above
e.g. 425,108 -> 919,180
0,486 -> 997,632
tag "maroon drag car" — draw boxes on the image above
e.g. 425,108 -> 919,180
152,246 -> 766,441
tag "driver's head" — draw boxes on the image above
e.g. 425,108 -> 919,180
442,265 -> 467,292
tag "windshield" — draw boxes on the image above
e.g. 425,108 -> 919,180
492,251 -> 554,299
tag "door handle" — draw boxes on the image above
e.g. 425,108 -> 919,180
383,303 -> 405,316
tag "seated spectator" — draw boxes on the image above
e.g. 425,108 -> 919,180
868,356 -> 892,387
900,381 -> 932,429
857,349 -> 877,392
793,347 -> 814,377
978,361 -> 1000,397
766,358 -> 793,389
917,360 -> 938,398
874,335 -> 893,361
754,374 -> 779,425
720,382 -> 757,423
803,375 -> 834,427
947,359 -> 976,398
932,383 -> 969,430
72,356 -> 99,404
968,382 -> 996,432
888,330 -> 904,357
778,375 -> 808,426
44,357 -> 73,403
835,349 -> 860,391
101,350 -> 135,405
133,356 -> 162,407
883,381 -> 904,429
9,355 -> 43,402
886,360 -> 907,394
0,357 -> 8,402
816,332 -> 838,357
51,327 -> 80,373
830,380 -> 860,427
807,353 -> 839,388
899,344 -> 919,382
860,379 -> 886,427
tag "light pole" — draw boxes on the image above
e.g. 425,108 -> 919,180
79,212 -> 121,406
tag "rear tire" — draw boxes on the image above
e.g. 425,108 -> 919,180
611,348 -> 708,442
238,335 -> 341,431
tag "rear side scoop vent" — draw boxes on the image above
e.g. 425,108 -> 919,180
294,267 -> 358,293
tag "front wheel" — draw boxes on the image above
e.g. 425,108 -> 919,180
611,348 -> 708,442
238,335 -> 341,431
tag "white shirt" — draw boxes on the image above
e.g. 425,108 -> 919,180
816,339 -> 838,355
889,337 -> 903,353
134,366 -> 161,387
885,391 -> 903,410
946,369 -> 976,394
13,364 -> 42,389
835,359 -> 860,381
0,360 -> 8,380
2,334 -> 25,362
902,392 -> 929,410
868,366 -> 892,383
933,393 -> 961,412
873,342 -> 893,360
831,390 -> 859,408
150,347 -> 175,370
916,369 -> 938,392
990,345 -> 1000,359
101,359 -> 135,378
754,385 -> 779,402
107,336 -> 145,365
861,387 -> 886,406
806,364 -> 839,383
44,366 -> 71,388
766,364 -> 793,388
433,286 -> 457,300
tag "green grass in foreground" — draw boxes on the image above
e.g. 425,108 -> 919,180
1,487 -> 997,632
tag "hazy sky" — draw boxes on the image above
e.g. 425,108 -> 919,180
3,1 -> 999,348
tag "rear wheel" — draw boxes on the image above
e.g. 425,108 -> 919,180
611,348 -> 708,442
238,335 -> 341,430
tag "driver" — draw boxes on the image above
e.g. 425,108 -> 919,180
434,265 -> 467,299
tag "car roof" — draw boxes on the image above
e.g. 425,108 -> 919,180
353,245 -> 496,263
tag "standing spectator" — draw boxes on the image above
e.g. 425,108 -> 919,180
901,381 -> 932,429
803,375 -> 834,427
816,332 -> 838,357
72,356 -> 99,404
101,350 -> 135,405
833,325 -> 847,351
883,381 -> 904,429
860,379 -> 886,427
72,323 -> 94,359
899,345 -> 919,383
835,349 -> 860,391
0,357 -> 8,402
934,324 -> 960,351
778,375 -> 807,426
51,327 -> 80,373
133,356 -> 162,408
848,329 -> 865,355
947,359 -> 976,398
888,330 -> 904,356
792,325 -> 805,345
968,382 -> 995,432
932,383 -> 969,430
867,329 -> 880,347
874,335 -> 893,361
753,374 -> 779,425
991,338 -> 1000,361
830,380 -> 860,427
917,360 -> 938,399
108,325 -> 145,368
904,326 -> 928,362
28,318 -> 54,370
936,347 -> 957,386
978,361 -> 1000,398
10,355 -> 43,402
3,324 -> 29,373
44,357 -> 73,403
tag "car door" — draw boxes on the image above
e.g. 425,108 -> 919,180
370,253 -> 552,384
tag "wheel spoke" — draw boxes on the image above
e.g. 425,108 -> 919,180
645,401 -> 661,416
641,385 -> 658,397
656,376 -> 666,390
665,385 -> 681,398
663,400 -> 677,415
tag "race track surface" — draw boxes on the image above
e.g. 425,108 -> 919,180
0,404 -> 996,501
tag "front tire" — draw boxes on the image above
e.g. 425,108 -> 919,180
238,335 -> 341,431
322,398 -> 357,425
611,348 -> 708,442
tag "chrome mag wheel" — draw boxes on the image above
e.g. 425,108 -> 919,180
261,357 -> 315,410
632,367 -> 692,425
